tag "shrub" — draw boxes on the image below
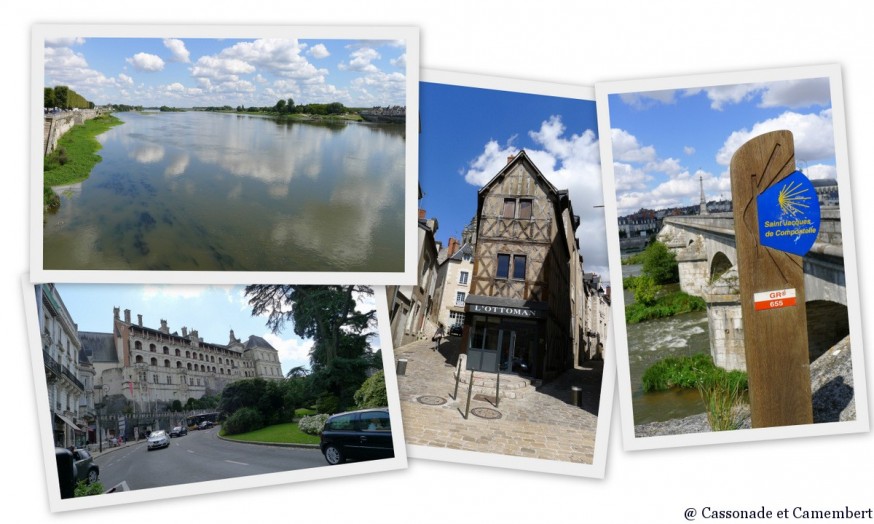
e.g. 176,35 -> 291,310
298,413 -> 330,436
75,480 -> 104,497
223,407 -> 264,435
315,395 -> 340,415
354,371 -> 388,409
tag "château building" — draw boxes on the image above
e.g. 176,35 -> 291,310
80,308 -> 283,412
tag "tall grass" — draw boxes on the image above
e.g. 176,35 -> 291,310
698,370 -> 748,431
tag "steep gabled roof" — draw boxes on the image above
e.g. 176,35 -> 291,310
477,149 -> 560,198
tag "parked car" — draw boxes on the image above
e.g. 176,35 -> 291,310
320,408 -> 394,465
147,430 -> 170,451
169,426 -> 188,437
71,448 -> 100,484
449,324 -> 463,337
198,420 -> 214,430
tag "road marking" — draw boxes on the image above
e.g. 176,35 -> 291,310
225,460 -> 248,466
187,450 -> 195,453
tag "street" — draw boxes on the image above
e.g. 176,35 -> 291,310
94,427 -> 326,491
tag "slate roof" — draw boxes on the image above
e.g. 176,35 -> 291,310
79,331 -> 117,363
245,335 -> 277,351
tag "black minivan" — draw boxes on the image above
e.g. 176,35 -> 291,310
319,408 -> 394,465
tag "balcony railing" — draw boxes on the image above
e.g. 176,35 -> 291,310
43,350 -> 85,391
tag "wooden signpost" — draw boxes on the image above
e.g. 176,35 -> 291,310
730,130 -> 817,428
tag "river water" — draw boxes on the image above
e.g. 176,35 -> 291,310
621,260 -> 712,425
44,111 -> 406,272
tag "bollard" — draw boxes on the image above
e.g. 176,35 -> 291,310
451,360 -> 462,400
464,370 -> 475,419
396,359 -> 408,376
571,386 -> 582,408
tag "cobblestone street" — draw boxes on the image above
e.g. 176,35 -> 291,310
395,337 -> 602,464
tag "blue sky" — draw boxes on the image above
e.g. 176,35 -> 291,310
608,77 -> 835,216
419,81 -> 609,280
53,284 -> 380,375
44,37 -> 407,107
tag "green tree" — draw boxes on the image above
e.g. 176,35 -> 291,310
54,86 -> 69,109
274,99 -> 287,113
642,241 -> 679,284
631,275 -> 659,306
44,87 -> 56,108
219,378 -> 267,415
354,370 -> 388,408
286,98 -> 295,113
245,285 -> 378,409
170,399 -> 183,412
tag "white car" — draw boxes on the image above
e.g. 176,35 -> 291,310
147,430 -> 170,451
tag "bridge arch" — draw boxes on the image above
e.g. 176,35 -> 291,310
806,300 -> 849,362
709,251 -> 733,283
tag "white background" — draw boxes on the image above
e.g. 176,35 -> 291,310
6,1 -> 871,522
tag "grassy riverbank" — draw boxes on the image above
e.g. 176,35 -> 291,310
44,114 -> 123,209
624,278 -> 706,324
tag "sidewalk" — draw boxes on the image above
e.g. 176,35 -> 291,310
395,337 -> 601,464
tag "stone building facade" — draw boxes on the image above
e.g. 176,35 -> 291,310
386,211 -> 441,346
37,284 -> 92,448
433,238 -> 475,330
461,151 -> 590,380
81,308 -> 283,412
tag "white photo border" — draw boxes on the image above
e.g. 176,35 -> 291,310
403,69 -> 616,479
31,24 -> 419,287
22,276 -> 408,512
595,64 -> 869,451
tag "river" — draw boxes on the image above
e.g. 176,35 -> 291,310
44,111 -> 406,272
622,260 -> 712,425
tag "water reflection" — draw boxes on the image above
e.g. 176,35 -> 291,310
43,111 -> 406,272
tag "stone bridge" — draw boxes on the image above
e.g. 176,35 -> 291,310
656,210 -> 847,371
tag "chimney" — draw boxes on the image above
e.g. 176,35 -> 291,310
507,153 -> 515,165
159,319 -> 169,334
124,309 -> 131,323
113,307 -> 120,320
448,237 -> 459,256
418,208 -> 426,220
182,326 -> 188,337
137,314 -> 143,327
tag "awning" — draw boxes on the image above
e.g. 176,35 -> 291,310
56,413 -> 83,432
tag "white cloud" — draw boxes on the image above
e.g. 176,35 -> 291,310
683,146 -> 695,155
341,47 -> 381,73
619,89 -> 677,109
804,163 -> 837,180
611,128 -> 656,163
390,53 -> 406,68
163,38 -> 191,63
716,109 -> 834,166
118,73 -> 134,85
126,52 -> 165,72
45,37 -> 85,48
261,333 -> 313,369
219,39 -> 327,80
759,78 -> 831,108
644,157 -> 683,174
613,162 -> 651,193
308,43 -> 330,59
190,55 -> 255,80
701,83 -> 761,110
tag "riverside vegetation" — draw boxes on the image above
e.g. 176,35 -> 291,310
623,241 -> 705,323
642,354 -> 749,431
43,114 -> 123,210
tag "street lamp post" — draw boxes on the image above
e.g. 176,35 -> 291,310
94,384 -> 104,453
